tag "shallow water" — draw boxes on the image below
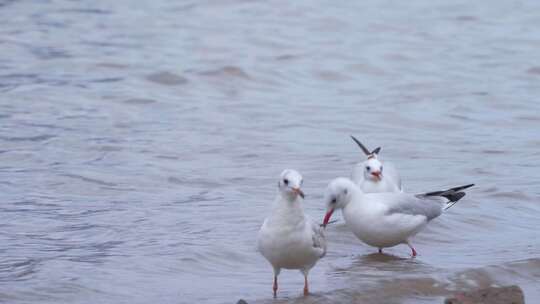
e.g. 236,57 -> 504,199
1,0 -> 539,303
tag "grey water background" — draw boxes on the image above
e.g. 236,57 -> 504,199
1,0 -> 539,303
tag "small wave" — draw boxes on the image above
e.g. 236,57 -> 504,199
30,46 -> 71,60
168,177 -> 224,189
526,67 -> 540,75
0,258 -> 39,282
448,113 -> 473,121
274,54 -> 302,61
198,66 -> 251,80
347,63 -> 387,76
123,98 -> 157,105
314,70 -> 350,82
61,173 -> 117,187
0,134 -> 56,142
146,71 -> 188,86
95,62 -> 130,69
58,8 -> 112,15
90,77 -> 123,83
515,115 -> 540,121
455,15 -> 478,22
481,149 -> 506,154
486,190 -> 533,201
0,0 -> 15,8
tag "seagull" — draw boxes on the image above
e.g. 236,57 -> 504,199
350,135 -> 403,193
322,177 -> 473,256
257,169 -> 326,297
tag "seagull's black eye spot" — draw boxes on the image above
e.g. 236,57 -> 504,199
283,179 -> 289,185
366,166 -> 371,171
380,166 -> 383,172
331,198 -> 337,204
344,189 -> 348,195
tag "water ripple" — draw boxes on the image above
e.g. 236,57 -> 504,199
0,0 -> 539,303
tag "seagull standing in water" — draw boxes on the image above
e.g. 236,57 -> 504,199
350,135 -> 403,193
322,178 -> 473,256
258,169 -> 326,297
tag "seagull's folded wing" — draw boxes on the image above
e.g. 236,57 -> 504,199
309,219 -> 327,258
385,194 -> 443,221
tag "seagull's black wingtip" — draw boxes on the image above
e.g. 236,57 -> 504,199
451,183 -> 475,192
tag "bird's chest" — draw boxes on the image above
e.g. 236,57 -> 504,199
267,224 -> 310,249
343,204 -> 399,246
362,180 -> 398,193
263,225 -> 315,268
344,204 -> 380,230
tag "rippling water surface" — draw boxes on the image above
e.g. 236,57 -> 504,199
1,1 -> 539,303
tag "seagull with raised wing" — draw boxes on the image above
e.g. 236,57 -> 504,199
322,177 -> 473,256
350,135 -> 402,193
258,169 -> 326,297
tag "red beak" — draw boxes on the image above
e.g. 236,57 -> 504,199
371,171 -> 381,181
292,187 -> 305,199
322,209 -> 334,228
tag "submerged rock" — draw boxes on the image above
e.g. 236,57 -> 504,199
444,285 -> 524,304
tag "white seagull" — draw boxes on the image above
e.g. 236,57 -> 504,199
322,177 -> 473,256
257,169 -> 326,297
350,135 -> 403,193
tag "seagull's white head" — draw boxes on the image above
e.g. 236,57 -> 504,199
364,157 -> 383,182
322,177 -> 357,227
350,135 -> 383,182
278,169 -> 304,200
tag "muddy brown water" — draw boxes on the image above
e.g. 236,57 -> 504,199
1,0 -> 539,303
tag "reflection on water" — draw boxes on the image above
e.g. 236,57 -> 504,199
1,0 -> 540,303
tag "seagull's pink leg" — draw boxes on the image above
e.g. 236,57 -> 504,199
303,274 -> 309,296
406,242 -> 417,257
273,275 -> 278,297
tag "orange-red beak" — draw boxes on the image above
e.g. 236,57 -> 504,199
292,187 -> 305,199
322,209 -> 334,228
371,171 -> 381,181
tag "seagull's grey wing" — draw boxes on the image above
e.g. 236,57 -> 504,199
385,194 -> 443,221
383,161 -> 402,191
309,219 -> 327,258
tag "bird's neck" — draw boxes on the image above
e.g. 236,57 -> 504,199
342,186 -> 362,210
363,178 -> 382,189
272,194 -> 305,220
